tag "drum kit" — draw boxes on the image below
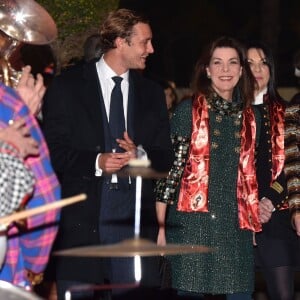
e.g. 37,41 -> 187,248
0,167 -> 212,299
54,166 -> 212,258
0,1 -> 212,298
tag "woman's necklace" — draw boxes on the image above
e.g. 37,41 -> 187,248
207,92 -> 243,118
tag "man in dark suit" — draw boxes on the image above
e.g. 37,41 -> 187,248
42,8 -> 174,300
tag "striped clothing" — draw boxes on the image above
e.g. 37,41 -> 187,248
0,83 -> 61,288
284,102 -> 300,224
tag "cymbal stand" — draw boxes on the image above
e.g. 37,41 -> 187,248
134,175 -> 142,239
133,145 -> 149,282
133,174 -> 142,282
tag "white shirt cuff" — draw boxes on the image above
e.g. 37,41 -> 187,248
95,153 -> 103,176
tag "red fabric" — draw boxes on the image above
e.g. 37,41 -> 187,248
178,94 -> 261,232
177,95 -> 209,212
268,98 -> 285,183
237,107 -> 260,231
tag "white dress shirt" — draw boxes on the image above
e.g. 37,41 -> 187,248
95,56 -> 129,176
253,87 -> 268,105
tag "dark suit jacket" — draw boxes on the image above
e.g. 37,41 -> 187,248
255,102 -> 292,240
42,61 -> 174,282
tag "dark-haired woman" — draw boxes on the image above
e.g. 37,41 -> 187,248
156,36 -> 261,300
247,41 -> 300,300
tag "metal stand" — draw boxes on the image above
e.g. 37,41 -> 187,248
134,175 -> 142,282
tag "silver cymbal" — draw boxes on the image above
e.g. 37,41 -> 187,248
54,238 -> 213,257
0,280 -> 42,299
0,0 -> 57,44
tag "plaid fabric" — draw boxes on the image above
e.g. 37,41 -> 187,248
0,83 -> 61,288
0,141 -> 35,217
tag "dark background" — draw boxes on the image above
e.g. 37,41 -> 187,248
119,0 -> 300,89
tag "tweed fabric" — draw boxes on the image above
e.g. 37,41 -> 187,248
158,99 -> 255,294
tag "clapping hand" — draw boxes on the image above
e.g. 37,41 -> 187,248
16,65 -> 46,116
0,118 -> 39,158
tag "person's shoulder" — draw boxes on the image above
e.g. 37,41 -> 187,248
285,98 -> 300,118
174,97 -> 192,113
57,62 -> 86,78
50,61 -> 96,88
172,98 -> 193,121
171,98 -> 193,135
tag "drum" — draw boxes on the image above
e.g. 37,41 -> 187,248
0,280 -> 43,299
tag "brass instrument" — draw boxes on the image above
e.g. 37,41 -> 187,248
0,0 -> 57,87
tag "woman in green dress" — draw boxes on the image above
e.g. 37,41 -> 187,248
156,36 -> 261,299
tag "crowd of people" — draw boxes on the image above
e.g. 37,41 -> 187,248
0,5 -> 299,300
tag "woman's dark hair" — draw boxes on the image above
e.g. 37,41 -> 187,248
246,40 -> 282,102
191,36 -> 256,108
99,8 -> 149,53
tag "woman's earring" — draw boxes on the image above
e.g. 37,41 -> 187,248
207,74 -> 211,79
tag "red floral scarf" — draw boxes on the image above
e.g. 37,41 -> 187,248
177,94 -> 261,232
265,96 -> 285,183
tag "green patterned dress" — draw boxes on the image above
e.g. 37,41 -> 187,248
157,97 -> 259,295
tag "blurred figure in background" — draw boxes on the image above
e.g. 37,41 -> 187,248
154,78 -> 178,119
9,44 -> 57,89
290,50 -> 300,104
63,33 -> 103,69
83,33 -> 102,63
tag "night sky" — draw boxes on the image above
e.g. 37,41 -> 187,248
119,0 -> 300,88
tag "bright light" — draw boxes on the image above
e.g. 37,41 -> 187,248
14,11 -> 26,23
134,255 -> 141,282
64,290 -> 71,300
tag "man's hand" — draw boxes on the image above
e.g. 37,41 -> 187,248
0,118 -> 39,158
259,197 -> 274,224
98,151 -> 131,174
116,132 -> 137,159
98,132 -> 139,173
16,65 -> 46,116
